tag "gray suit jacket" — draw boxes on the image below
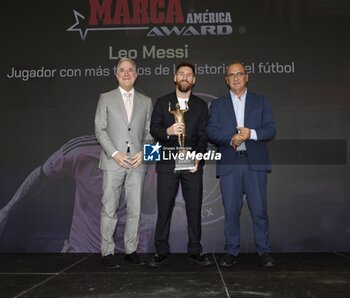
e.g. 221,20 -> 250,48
95,88 -> 153,171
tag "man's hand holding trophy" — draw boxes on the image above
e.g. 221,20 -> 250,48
168,102 -> 196,172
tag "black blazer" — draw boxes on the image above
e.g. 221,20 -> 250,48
150,92 -> 209,173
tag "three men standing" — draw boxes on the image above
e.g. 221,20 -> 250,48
95,58 -> 276,268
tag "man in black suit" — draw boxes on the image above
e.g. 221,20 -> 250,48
149,62 -> 212,267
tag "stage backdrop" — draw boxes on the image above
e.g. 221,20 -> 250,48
1,0 -> 349,253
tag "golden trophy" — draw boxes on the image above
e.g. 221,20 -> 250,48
168,102 -> 195,171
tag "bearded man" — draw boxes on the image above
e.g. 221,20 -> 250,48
148,62 -> 212,267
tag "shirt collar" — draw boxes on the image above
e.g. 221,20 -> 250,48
119,86 -> 134,97
230,89 -> 247,101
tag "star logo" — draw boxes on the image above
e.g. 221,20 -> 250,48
150,142 -> 162,155
66,10 -> 90,41
66,10 -> 149,41
143,142 -> 162,161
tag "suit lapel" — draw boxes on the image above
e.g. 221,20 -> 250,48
244,92 -> 252,126
166,93 -> 178,123
114,88 -> 131,124
169,93 -> 178,111
185,93 -> 195,123
224,94 -> 237,127
130,91 -> 142,123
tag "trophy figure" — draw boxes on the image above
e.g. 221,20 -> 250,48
168,102 -> 188,148
168,102 -> 195,171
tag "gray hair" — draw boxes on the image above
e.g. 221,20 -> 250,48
116,58 -> 137,72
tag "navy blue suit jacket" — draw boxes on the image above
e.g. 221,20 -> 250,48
206,91 -> 276,176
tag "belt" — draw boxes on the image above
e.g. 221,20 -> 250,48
236,150 -> 248,157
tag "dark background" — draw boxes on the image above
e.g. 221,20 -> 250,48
1,0 -> 349,252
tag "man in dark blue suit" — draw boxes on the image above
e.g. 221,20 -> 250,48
207,61 -> 276,267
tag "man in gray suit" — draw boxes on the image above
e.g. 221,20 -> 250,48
95,58 -> 153,268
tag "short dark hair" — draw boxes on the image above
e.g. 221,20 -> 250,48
175,62 -> 195,75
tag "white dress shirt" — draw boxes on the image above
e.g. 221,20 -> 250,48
230,89 -> 257,151
177,97 -> 189,110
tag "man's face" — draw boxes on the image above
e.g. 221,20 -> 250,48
226,63 -> 248,96
116,61 -> 137,91
174,66 -> 196,93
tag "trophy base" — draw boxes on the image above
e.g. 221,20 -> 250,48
174,149 -> 196,171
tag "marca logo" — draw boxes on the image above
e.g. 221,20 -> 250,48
67,0 -> 233,40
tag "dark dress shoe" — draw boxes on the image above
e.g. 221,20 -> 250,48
124,252 -> 145,265
220,253 -> 239,266
187,254 -> 213,266
148,253 -> 169,268
101,254 -> 120,268
259,253 -> 275,267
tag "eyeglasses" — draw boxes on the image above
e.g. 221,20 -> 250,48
226,72 -> 247,79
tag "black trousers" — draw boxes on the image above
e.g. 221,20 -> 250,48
154,170 -> 203,255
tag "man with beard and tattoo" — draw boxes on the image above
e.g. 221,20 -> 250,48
148,62 -> 212,267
